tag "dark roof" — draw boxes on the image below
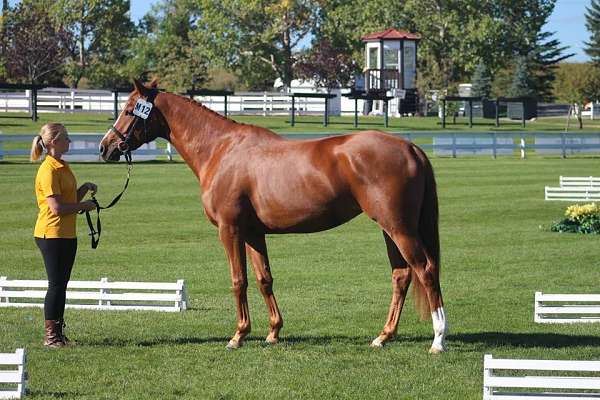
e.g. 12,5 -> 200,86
362,28 -> 420,41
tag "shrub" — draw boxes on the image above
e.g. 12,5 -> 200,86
551,202 -> 600,234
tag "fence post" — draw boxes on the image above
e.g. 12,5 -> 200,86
263,92 -> 268,116
520,134 -> 526,159
100,277 -> 109,307
452,133 -> 456,158
492,132 -> 497,159
70,90 -> 75,111
166,142 -> 173,161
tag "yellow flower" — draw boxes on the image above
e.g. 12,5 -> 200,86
565,202 -> 599,221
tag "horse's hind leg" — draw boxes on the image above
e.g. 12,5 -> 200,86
392,232 -> 447,353
246,234 -> 283,344
371,231 -> 412,348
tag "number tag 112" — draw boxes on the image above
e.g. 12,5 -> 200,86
133,99 -> 153,119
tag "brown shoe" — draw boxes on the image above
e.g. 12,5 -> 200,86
59,319 -> 74,346
44,320 -> 66,348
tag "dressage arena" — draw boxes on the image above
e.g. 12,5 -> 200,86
1,155 -> 600,399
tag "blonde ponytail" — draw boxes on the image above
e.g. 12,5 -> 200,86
30,135 -> 45,161
30,123 -> 68,162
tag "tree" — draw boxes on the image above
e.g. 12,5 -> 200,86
470,61 -> 493,98
495,0 -> 573,101
125,0 -> 208,92
553,63 -> 600,130
193,0 -> 319,90
295,39 -> 355,90
585,0 -> 600,65
1,1 -> 70,84
508,56 -> 537,98
50,0 -> 136,88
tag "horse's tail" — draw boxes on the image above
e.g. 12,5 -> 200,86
412,147 -> 440,320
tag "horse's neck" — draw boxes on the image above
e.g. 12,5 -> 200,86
159,93 -> 239,180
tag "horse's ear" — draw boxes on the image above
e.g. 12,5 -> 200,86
133,78 -> 149,95
149,78 -> 159,89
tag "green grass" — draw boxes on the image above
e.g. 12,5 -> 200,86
1,156 -> 600,399
1,111 -> 600,134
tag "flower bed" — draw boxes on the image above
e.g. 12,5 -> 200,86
551,203 -> 600,234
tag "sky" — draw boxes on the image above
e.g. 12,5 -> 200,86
131,0 -> 592,62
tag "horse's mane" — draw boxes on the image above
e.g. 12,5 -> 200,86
174,93 -> 242,125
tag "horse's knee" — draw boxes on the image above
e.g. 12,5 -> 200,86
256,276 -> 274,295
231,279 -> 248,295
391,269 -> 411,286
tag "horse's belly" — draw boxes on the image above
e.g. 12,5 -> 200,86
254,198 -> 362,234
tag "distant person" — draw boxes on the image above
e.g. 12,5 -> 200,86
30,123 -> 97,347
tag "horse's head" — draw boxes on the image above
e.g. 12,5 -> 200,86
99,79 -> 169,162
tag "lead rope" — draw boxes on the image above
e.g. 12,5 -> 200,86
80,151 -> 132,249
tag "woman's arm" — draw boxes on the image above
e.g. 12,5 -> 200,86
47,194 -> 96,216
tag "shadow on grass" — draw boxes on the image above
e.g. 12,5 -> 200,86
449,331 -> 600,348
27,390 -> 80,398
81,336 -> 230,347
76,331 -> 600,349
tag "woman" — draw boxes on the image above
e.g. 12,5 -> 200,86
30,123 -> 97,348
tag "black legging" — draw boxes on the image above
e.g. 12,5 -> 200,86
35,238 -> 77,320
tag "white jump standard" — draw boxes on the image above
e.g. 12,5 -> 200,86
483,354 -> 600,399
535,292 -> 600,324
545,176 -> 600,202
0,349 -> 26,399
0,277 -> 188,312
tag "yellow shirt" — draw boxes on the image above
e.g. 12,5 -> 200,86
34,155 -> 78,238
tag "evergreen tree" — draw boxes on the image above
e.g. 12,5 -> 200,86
508,56 -> 536,98
585,0 -> 600,65
470,61 -> 493,98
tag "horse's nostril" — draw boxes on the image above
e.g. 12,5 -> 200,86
99,144 -> 105,155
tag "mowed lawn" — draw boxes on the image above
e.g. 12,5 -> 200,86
1,155 -> 600,399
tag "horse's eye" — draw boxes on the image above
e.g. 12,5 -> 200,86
125,110 -> 134,116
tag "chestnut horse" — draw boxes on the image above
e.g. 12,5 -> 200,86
99,80 -> 447,352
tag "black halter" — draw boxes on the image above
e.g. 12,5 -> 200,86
82,89 -> 158,249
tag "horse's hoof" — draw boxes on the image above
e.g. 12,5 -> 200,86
226,339 -> 241,350
370,337 -> 385,348
265,336 -> 279,345
429,345 -> 445,354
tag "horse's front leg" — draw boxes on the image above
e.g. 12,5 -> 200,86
219,224 -> 250,349
246,234 -> 283,344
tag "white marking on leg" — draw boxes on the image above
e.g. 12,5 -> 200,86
430,307 -> 447,353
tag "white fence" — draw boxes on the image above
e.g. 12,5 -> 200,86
0,349 -> 26,399
483,354 -> 600,399
0,276 -> 188,312
545,176 -> 600,201
0,88 -> 348,116
559,176 -> 600,187
0,134 -> 174,161
535,292 -> 600,323
1,132 -> 600,161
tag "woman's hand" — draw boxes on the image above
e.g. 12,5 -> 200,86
84,182 -> 97,196
80,200 -> 97,212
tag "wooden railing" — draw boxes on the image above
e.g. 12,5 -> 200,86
364,69 -> 401,94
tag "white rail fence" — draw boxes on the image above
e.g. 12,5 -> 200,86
535,292 -> 600,323
483,354 -> 600,399
0,88 -> 343,116
1,133 -> 600,161
0,277 -> 188,312
559,176 -> 600,187
0,349 -> 26,399
545,176 -> 600,202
